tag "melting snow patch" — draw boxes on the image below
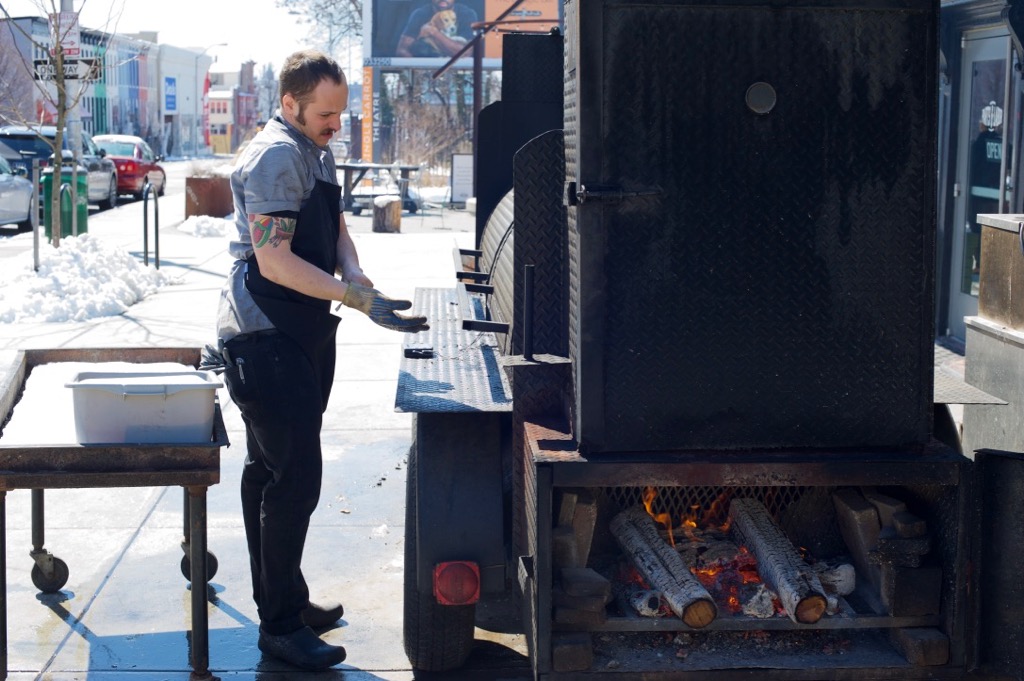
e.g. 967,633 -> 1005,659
372,524 -> 390,538
0,233 -> 177,323
178,215 -> 233,238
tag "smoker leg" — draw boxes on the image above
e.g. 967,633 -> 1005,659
28,490 -> 68,594
186,485 -> 217,681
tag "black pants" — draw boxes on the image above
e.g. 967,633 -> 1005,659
223,331 -> 332,635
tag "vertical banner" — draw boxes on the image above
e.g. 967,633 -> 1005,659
361,66 -> 373,162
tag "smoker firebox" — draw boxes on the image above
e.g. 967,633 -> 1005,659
518,420 -> 970,678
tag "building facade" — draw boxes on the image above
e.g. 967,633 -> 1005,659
937,0 -> 1024,343
0,16 -> 251,158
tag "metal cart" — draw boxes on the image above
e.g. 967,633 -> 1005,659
0,347 -> 227,681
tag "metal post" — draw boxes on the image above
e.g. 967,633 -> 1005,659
30,489 -> 44,553
187,486 -> 210,677
142,182 -> 160,269
472,40 -> 482,198
32,160 -> 40,272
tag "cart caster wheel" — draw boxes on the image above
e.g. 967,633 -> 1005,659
31,557 -> 69,594
180,551 -> 219,582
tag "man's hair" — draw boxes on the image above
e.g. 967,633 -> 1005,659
279,50 -> 346,106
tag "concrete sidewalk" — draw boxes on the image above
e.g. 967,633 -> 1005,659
0,189 -> 530,680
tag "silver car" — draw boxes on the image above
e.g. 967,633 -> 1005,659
0,155 -> 34,231
0,125 -> 118,210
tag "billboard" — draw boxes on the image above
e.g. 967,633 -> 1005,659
364,0 -> 561,69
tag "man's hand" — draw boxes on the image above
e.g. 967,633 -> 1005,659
341,282 -> 429,333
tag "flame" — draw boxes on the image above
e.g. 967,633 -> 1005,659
701,489 -> 735,529
642,486 -> 676,548
681,505 -> 701,542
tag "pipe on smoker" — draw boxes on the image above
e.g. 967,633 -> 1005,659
523,264 -> 534,360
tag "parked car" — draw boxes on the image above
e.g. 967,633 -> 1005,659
0,154 -> 35,231
93,134 -> 166,200
0,125 -> 118,210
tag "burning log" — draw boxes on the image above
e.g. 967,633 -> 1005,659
610,506 -> 717,628
728,498 -> 828,624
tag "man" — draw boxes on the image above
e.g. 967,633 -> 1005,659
215,49 -> 428,671
395,0 -> 478,58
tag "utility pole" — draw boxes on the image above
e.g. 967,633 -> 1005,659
61,0 -> 80,160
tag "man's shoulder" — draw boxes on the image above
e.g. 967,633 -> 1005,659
239,131 -> 302,170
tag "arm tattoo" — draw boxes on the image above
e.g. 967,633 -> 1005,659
249,214 -> 296,249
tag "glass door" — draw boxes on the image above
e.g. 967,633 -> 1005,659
949,29 -> 1013,339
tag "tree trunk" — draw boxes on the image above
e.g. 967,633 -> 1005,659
610,507 -> 717,628
728,498 -> 828,624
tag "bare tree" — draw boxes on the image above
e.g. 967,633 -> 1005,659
275,0 -> 361,56
0,0 -> 114,246
256,62 -> 277,123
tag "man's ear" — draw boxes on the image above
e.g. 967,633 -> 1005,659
282,93 -> 297,117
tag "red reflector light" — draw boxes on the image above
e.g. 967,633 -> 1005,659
432,561 -> 480,605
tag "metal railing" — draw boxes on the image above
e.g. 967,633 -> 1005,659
141,181 -> 160,268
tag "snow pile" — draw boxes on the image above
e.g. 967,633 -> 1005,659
178,214 -> 234,238
0,234 -> 177,323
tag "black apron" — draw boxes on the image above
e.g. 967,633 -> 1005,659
244,179 -> 341,408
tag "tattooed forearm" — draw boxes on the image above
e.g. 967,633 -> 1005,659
249,214 -> 296,248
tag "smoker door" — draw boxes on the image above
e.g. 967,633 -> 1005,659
564,0 -> 937,453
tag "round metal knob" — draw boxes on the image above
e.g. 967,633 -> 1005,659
746,82 -> 777,115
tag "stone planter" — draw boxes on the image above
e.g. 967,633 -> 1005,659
185,176 -> 233,218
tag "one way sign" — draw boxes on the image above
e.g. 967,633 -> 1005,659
33,57 -> 101,81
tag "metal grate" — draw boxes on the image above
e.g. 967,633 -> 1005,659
603,485 -> 809,528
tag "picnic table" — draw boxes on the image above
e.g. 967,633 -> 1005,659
336,162 -> 420,214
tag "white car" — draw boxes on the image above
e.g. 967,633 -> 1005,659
0,155 -> 34,231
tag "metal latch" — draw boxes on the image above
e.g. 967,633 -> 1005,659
564,181 -> 662,206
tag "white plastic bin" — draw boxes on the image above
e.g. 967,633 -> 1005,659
65,370 -> 223,444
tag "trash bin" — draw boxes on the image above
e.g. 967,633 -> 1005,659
42,169 -> 88,238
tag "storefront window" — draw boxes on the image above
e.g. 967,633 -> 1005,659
963,59 -> 1009,296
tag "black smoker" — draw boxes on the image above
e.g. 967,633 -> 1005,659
397,1 -> 1024,679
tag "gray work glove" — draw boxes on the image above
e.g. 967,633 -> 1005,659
342,283 -> 429,333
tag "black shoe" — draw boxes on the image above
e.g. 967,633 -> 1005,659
302,601 -> 344,629
258,626 -> 347,670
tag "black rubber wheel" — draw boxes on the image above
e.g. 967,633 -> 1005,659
16,219 -> 32,232
99,175 -> 118,210
180,551 -> 219,582
352,207 -> 363,216
403,439 -> 475,671
31,557 -> 70,593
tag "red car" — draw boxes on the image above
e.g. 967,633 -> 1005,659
93,134 -> 167,200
